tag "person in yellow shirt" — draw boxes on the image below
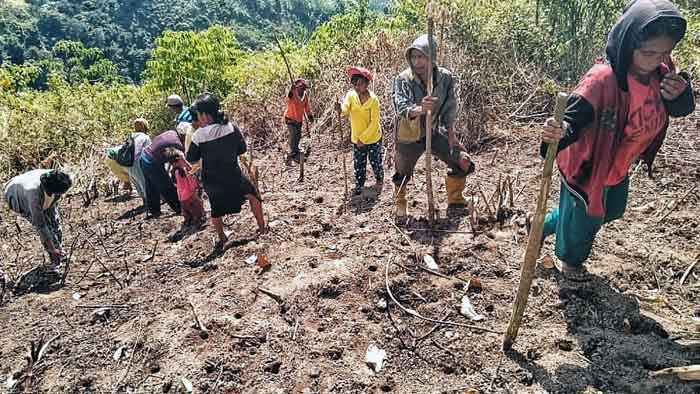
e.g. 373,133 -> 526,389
335,67 -> 384,196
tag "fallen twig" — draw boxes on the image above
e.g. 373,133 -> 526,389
189,301 -> 209,336
258,287 -> 284,304
142,240 -> 159,263
657,184 -> 697,224
76,304 -> 134,309
680,252 -> 700,286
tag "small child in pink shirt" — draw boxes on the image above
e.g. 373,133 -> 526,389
164,148 -> 205,227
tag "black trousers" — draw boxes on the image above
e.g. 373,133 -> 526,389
140,156 -> 180,215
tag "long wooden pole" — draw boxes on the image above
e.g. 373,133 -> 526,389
424,1 -> 436,225
338,100 -> 348,213
502,92 -> 568,351
273,34 -> 294,85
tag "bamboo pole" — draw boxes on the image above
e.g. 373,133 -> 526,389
502,92 -> 568,351
338,99 -> 348,213
424,1 -> 436,225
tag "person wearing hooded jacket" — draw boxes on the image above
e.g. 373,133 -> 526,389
542,0 -> 694,281
392,34 -> 475,219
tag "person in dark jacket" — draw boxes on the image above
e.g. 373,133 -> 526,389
541,0 -> 694,280
392,34 -> 475,219
187,93 -> 266,250
4,169 -> 72,267
139,130 -> 184,218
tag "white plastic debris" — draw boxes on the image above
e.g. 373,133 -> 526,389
365,344 -> 387,373
245,255 -> 258,265
113,346 -> 127,361
423,255 -> 438,271
5,375 -> 18,390
460,295 -> 484,321
72,292 -> 82,301
180,377 -> 194,393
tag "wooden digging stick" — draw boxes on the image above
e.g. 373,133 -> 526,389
424,1 -> 436,225
502,92 -> 568,351
273,33 -> 295,85
338,99 -> 349,212
299,121 -> 306,182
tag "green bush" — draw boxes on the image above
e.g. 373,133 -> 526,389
0,80 -> 171,177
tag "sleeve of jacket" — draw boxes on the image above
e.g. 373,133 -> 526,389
663,71 -> 695,117
393,75 -> 416,119
439,73 -> 457,129
539,93 -> 595,158
28,193 -> 53,246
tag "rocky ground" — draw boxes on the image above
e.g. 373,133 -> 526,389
1,116 -> 699,394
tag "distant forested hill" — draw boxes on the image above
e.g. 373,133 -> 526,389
0,0 -> 390,82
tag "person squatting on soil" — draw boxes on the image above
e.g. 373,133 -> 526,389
3,169 -> 73,269
139,129 -> 185,218
105,118 -> 152,205
163,148 -> 205,228
541,0 -> 694,281
335,67 -> 384,196
283,78 -> 314,164
392,34 -> 475,218
187,93 -> 266,250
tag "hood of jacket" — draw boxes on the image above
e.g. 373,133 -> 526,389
605,0 -> 686,91
405,34 -> 438,77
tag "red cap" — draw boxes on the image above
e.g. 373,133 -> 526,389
346,66 -> 373,82
293,78 -> 308,89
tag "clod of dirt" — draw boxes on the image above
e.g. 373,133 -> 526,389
264,360 -> 282,374
309,367 -> 321,378
91,308 -> 111,324
375,299 -> 387,311
203,360 -> 219,374
162,379 -> 173,393
557,339 -> 574,351
516,368 -> 535,385
526,348 -> 541,360
326,347 -> 344,361
468,276 -> 483,292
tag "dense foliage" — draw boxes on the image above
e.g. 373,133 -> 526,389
0,0 -> 390,82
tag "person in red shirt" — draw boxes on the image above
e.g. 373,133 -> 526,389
283,78 -> 314,163
164,148 -> 205,228
541,0 -> 694,281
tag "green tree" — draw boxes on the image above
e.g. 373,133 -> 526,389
52,40 -> 122,84
144,25 -> 242,100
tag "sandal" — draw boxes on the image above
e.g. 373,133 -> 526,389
553,258 -> 592,282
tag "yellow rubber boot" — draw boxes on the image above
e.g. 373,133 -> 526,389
445,175 -> 468,207
394,183 -> 408,217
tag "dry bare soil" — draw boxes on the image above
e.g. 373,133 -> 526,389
1,116 -> 699,394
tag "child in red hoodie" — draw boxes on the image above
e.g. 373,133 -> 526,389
165,148 -> 205,228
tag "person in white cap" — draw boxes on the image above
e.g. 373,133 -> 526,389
166,94 -> 193,127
